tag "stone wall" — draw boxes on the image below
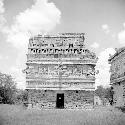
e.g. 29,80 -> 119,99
113,82 -> 125,107
27,89 -> 94,109
109,48 -> 125,83
64,90 -> 94,109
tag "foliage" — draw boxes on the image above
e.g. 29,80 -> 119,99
95,85 -> 113,105
95,86 -> 106,98
15,89 -> 28,104
0,72 -> 17,104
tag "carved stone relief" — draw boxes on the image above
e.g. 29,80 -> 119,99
25,34 -> 97,90
110,52 -> 125,81
25,64 -> 95,80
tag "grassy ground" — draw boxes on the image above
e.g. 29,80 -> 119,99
0,104 -> 125,125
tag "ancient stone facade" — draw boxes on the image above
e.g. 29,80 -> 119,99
109,47 -> 125,107
24,33 -> 98,109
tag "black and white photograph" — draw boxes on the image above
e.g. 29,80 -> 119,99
0,0 -> 125,125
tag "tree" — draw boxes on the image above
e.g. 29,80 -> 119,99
95,85 -> 114,105
0,72 -> 17,104
95,85 -> 106,98
15,89 -> 28,104
105,87 -> 114,105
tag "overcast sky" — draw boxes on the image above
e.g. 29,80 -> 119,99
0,0 -> 125,89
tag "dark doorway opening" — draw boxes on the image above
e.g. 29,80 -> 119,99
56,93 -> 64,109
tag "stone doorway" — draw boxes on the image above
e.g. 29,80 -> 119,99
56,93 -> 64,109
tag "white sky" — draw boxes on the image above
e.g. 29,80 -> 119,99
0,0 -> 125,89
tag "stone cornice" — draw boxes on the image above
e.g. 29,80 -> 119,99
26,78 -> 95,82
30,33 -> 85,39
26,59 -> 97,65
26,86 -> 95,91
108,47 -> 125,63
110,75 -> 125,84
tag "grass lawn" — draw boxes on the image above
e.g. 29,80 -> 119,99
0,104 -> 125,125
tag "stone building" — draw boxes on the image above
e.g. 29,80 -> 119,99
24,33 -> 98,109
109,47 -> 125,107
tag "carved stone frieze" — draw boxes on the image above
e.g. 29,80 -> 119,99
25,33 -> 97,108
24,33 -> 97,90
25,64 -> 95,80
26,81 -> 94,90
109,50 -> 125,82
28,33 -> 97,63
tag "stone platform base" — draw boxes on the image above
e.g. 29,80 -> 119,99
27,89 -> 94,109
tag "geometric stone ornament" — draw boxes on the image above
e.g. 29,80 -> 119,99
24,33 -> 98,109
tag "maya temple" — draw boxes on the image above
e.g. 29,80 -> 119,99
109,47 -> 125,107
24,33 -> 98,109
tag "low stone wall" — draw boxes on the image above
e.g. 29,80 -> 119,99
27,89 -> 94,109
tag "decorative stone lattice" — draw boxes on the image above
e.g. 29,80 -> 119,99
24,33 -> 97,109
